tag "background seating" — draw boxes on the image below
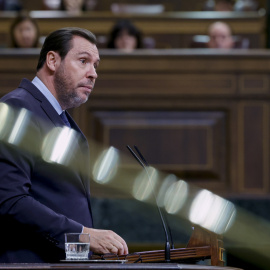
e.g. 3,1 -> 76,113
190,34 -> 250,48
111,3 -> 165,14
0,10 -> 266,49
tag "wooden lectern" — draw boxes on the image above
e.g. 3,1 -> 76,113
186,226 -> 225,266
92,226 -> 225,266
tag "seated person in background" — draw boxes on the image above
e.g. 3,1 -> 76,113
203,0 -> 234,11
107,19 -> 142,52
84,0 -> 97,11
42,0 -> 96,11
60,0 -> 85,13
0,0 -> 22,10
9,14 -> 40,48
42,0 -> 61,10
234,0 -> 258,11
207,21 -> 234,49
215,0 -> 234,11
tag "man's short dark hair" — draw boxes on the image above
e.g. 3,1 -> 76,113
36,27 -> 97,71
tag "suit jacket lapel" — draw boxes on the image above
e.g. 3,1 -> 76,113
19,79 -> 92,200
19,79 -> 64,128
65,111 -> 91,192
65,111 -> 93,223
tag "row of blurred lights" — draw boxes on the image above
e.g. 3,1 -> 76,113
0,102 -> 236,235
92,146 -> 236,235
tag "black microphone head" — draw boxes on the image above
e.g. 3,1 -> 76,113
126,145 -> 145,168
134,145 -> 149,167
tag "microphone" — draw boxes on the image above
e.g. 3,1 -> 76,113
126,145 -> 172,263
133,145 -> 175,250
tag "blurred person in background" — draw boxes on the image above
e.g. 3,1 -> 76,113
0,0 -> 22,10
203,0 -> 234,11
42,0 -> 61,10
42,0 -> 96,11
60,0 -> 85,13
107,19 -> 142,52
233,0 -> 258,11
84,0 -> 97,10
9,14 -> 40,48
207,21 -> 234,49
215,0 -> 234,10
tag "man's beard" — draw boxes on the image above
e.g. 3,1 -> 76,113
54,65 -> 89,110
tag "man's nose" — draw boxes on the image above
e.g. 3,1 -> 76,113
86,66 -> 98,79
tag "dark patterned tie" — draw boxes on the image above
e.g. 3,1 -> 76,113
60,111 -> 71,128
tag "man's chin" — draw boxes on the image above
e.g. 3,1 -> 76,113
76,95 -> 89,106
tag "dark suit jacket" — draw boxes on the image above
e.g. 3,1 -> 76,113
0,79 -> 93,263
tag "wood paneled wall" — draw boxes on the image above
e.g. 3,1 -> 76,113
1,49 -> 270,198
0,11 -> 266,48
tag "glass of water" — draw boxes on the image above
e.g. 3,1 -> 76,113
65,233 -> 90,260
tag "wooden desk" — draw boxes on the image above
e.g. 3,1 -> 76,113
0,11 -> 266,48
1,49 -> 270,198
0,263 -> 243,270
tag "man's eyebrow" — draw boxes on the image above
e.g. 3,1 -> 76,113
77,51 -> 100,62
78,51 -> 91,56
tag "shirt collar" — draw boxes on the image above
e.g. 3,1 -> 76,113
32,76 -> 63,115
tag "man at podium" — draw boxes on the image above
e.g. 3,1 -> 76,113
0,27 -> 128,263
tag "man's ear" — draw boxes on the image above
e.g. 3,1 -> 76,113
46,51 -> 60,72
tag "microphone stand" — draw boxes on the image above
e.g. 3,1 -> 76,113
133,145 -> 175,250
126,145 -> 172,263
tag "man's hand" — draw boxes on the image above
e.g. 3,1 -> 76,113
83,227 -> 129,255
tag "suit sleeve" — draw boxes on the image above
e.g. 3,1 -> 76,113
0,101 -> 84,250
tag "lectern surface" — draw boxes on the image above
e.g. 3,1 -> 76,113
0,263 -> 243,270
